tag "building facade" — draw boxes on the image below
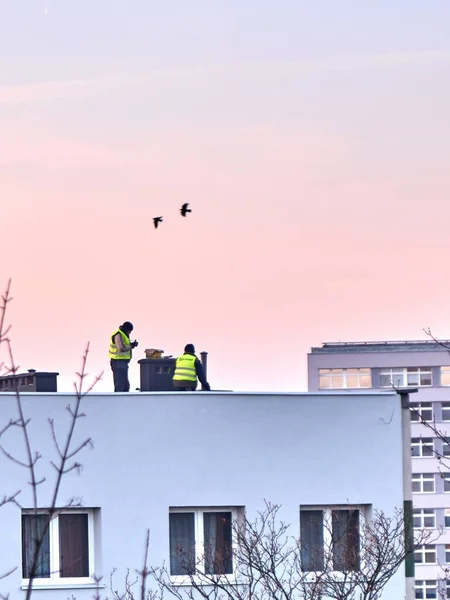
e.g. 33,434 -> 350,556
308,340 -> 450,599
0,390 -> 405,599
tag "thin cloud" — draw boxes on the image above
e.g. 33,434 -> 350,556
102,48 -> 450,83
0,48 -> 449,106
0,78 -> 107,106
273,48 -> 450,73
0,127 -> 161,169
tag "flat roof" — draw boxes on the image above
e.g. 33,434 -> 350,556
0,371 -> 59,379
310,340 -> 450,354
0,390 -> 398,396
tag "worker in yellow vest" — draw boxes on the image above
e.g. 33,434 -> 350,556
109,321 -> 138,392
173,344 -> 211,391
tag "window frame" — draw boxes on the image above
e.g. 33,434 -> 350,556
412,474 -> 435,494
299,505 -> 364,575
379,367 -> 432,388
411,438 -> 435,458
410,402 -> 433,423
21,509 -> 96,588
413,509 -> 436,529
318,368 -> 371,390
169,507 -> 239,585
414,579 -> 437,600
445,509 -> 450,528
442,402 -> 450,422
443,474 -> 450,493
442,439 -> 450,457
440,367 -> 450,386
414,544 -> 437,565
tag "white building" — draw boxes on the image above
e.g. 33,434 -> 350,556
0,390 -> 406,599
308,340 -> 450,599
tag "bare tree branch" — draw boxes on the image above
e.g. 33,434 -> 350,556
0,280 -> 102,599
144,502 -> 434,600
0,279 -> 12,349
423,328 -> 450,353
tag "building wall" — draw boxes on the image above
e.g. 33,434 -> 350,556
410,404 -> 450,581
308,348 -> 450,392
0,391 -> 405,599
308,345 -> 450,587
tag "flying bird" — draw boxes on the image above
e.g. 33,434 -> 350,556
180,203 -> 191,217
153,217 -> 163,229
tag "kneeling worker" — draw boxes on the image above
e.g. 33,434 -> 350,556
109,321 -> 138,392
173,344 -> 211,391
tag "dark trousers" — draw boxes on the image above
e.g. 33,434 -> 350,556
110,360 -> 130,392
173,380 -> 197,391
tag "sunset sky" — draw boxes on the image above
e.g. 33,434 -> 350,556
1,1 -> 450,392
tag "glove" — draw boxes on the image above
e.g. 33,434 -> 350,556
131,340 -> 139,349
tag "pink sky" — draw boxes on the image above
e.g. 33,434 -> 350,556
1,2 -> 450,392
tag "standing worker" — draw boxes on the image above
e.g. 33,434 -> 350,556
173,344 -> 211,391
109,321 -> 139,392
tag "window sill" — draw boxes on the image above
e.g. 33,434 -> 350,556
170,575 -> 237,587
21,582 -> 105,590
381,385 -> 432,389
301,570 -> 360,580
412,457 -> 435,459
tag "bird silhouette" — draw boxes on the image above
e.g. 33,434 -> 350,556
180,203 -> 191,217
153,217 -> 163,229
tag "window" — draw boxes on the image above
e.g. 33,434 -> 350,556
300,507 -> 361,572
318,368 -> 371,390
445,509 -> 450,528
412,474 -> 435,493
410,403 -> 433,422
411,438 -> 434,458
415,580 -> 437,599
380,367 -> 432,388
22,510 -> 96,585
413,509 -> 436,529
414,545 -> 437,564
443,440 -> 450,457
442,403 -> 450,421
443,474 -> 450,493
169,508 -> 236,578
446,546 -> 450,563
441,367 -> 450,386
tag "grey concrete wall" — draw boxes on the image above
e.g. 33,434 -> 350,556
0,391 -> 404,599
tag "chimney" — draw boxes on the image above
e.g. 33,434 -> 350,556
0,371 -> 59,392
200,351 -> 208,379
138,349 -> 209,391
138,352 -> 176,391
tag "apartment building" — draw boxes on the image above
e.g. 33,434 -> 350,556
308,340 -> 450,599
0,389 -> 406,599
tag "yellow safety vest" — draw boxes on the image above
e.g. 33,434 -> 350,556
173,354 -> 197,382
109,329 -> 131,360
